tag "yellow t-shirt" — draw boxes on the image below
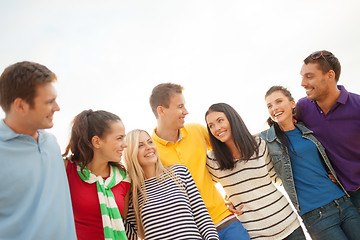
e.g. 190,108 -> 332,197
152,123 -> 231,225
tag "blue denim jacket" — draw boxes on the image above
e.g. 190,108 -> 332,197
259,122 -> 348,212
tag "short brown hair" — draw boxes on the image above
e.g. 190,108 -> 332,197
304,50 -> 341,82
0,61 -> 57,113
149,83 -> 183,118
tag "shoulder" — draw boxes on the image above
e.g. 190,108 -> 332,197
206,150 -> 216,164
255,136 -> 266,147
297,96 -> 311,104
184,123 -> 207,133
207,150 -> 215,160
347,89 -> 360,106
258,128 -> 270,141
295,97 -> 314,116
295,122 -> 313,134
170,164 -> 191,179
206,150 -> 220,169
255,136 -> 267,154
295,97 -> 313,110
181,123 -> 209,145
170,164 -> 189,174
39,130 -> 58,144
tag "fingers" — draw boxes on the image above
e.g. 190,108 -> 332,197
225,201 -> 244,216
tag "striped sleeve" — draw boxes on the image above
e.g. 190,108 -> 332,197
174,165 -> 219,240
124,196 -> 138,240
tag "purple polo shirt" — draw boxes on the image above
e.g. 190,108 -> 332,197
296,85 -> 360,191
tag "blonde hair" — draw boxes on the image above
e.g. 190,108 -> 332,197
124,129 -> 183,239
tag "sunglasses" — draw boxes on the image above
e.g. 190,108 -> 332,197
310,51 -> 332,70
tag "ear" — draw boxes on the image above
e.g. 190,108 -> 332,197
291,100 -> 296,109
13,98 -> 30,114
91,136 -> 102,149
157,106 -> 165,117
327,70 -> 336,82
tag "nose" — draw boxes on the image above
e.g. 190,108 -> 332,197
53,100 -> 60,112
215,123 -> 222,131
183,106 -> 189,115
272,105 -> 278,113
301,76 -> 307,88
122,140 -> 128,148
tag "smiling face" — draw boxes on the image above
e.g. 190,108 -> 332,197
300,62 -> 330,101
137,131 -> 158,169
206,111 -> 233,145
265,90 -> 295,129
24,82 -> 60,131
97,120 -> 127,163
161,93 -> 188,130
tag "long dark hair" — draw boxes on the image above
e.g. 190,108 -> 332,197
63,109 -> 126,172
265,86 -> 296,155
205,103 -> 260,170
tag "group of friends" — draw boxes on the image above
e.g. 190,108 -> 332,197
0,50 -> 359,240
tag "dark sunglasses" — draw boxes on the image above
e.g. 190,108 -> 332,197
310,51 -> 332,70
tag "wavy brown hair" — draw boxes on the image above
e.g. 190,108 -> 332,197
63,109 -> 126,172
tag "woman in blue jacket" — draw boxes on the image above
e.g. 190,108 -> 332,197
259,86 -> 360,240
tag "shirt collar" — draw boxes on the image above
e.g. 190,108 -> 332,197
0,119 -> 43,142
336,85 -> 349,105
264,122 -> 312,143
152,126 -> 188,145
310,85 -> 349,105
0,119 -> 20,141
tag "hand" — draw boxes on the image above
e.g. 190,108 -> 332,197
328,173 -> 337,184
225,201 -> 244,216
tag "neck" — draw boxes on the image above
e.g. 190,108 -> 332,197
277,118 -> 296,132
4,116 -> 39,141
316,85 -> 341,115
142,166 -> 157,179
156,123 -> 180,143
87,159 -> 110,178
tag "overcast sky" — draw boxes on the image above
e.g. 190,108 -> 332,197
1,0 -> 359,151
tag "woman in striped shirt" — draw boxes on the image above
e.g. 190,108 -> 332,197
124,129 -> 219,240
205,103 -> 306,240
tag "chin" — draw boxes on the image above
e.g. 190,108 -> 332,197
306,93 -> 316,100
41,123 -> 54,129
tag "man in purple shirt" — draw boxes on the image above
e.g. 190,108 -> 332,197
296,50 -> 360,212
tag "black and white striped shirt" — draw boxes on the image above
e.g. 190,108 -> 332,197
206,138 -> 300,240
126,164 -> 219,240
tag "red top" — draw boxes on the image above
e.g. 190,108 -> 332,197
66,161 -> 130,240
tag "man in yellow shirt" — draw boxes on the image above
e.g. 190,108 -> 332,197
149,83 -> 249,240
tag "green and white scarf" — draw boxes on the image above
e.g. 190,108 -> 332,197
77,164 -> 130,240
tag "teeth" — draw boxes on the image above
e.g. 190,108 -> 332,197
274,112 -> 282,117
145,152 -> 155,157
218,132 -> 225,137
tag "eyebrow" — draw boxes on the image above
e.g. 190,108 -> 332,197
139,138 -> 151,143
300,72 -> 314,76
267,97 -> 282,104
208,116 -> 222,124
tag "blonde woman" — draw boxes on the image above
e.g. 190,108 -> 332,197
124,129 -> 219,240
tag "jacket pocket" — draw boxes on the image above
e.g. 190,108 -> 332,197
269,152 -> 285,178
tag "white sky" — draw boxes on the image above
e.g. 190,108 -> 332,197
1,0 -> 360,151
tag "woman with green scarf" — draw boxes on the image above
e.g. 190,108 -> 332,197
63,110 -> 130,240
